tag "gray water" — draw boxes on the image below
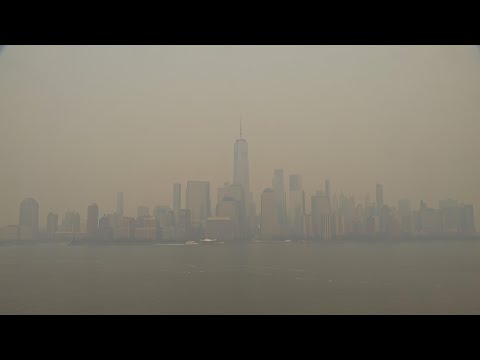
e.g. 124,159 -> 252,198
1,241 -> 480,314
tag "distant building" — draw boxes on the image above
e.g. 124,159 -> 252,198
206,217 -> 234,242
86,203 -> 99,236
62,211 -> 80,233
116,192 -> 124,217
260,188 -> 279,239
462,204 -> 476,234
398,199 -> 412,233
420,206 -> 443,235
289,174 -> 305,237
376,184 -> 384,231
173,183 -> 181,222
176,209 -> 192,240
311,193 -> 331,239
304,213 -> 312,238
0,225 -> 19,241
46,212 -> 58,236
186,181 -> 211,228
114,217 -> 135,240
98,215 -> 114,241
137,206 -> 150,219
272,169 -> 288,234
325,179 -> 331,200
19,198 -> 39,238
217,183 -> 246,240
233,123 -> 250,196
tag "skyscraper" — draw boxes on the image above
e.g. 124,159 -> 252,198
86,203 -> 99,236
233,122 -> 249,195
311,193 -> 331,239
116,192 -> 124,217
376,184 -> 384,231
19,198 -> 39,237
233,122 -> 257,238
290,174 -> 302,192
260,188 -> 279,239
376,184 -> 384,213
216,183 -> 246,240
137,206 -> 150,219
325,179 -> 331,200
173,183 -> 181,222
46,212 -> 58,236
272,169 -> 287,233
186,181 -> 211,227
289,174 -> 305,237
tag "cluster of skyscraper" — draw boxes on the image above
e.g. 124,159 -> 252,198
0,127 -> 477,242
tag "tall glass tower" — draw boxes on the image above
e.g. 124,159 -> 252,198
233,122 -> 249,195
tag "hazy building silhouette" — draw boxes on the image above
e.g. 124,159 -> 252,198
376,184 -> 384,231
137,206 -> 150,219
177,209 -> 191,230
86,203 -> 99,236
217,183 -> 246,240
114,216 -> 135,240
311,193 -> 331,239
206,217 -> 234,242
289,174 -> 305,237
216,197 -> 242,240
376,184 -> 384,212
19,198 -> 39,237
260,188 -> 278,239
325,179 -> 331,200
233,122 -> 249,196
398,199 -> 412,233
186,181 -> 211,228
272,169 -> 288,234
153,206 -> 175,241
232,123 -> 256,238
98,215 -> 114,241
116,192 -> 124,217
62,211 -> 80,233
463,204 -> 476,234
305,213 -> 312,238
46,212 -> 58,236
173,183 -> 181,222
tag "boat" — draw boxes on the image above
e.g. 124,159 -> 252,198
185,240 -> 199,245
200,238 -> 217,244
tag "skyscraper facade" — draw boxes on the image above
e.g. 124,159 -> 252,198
325,179 -> 331,200
260,188 -> 278,239
19,198 -> 39,236
173,183 -> 181,222
376,184 -> 384,231
137,206 -> 150,219
376,184 -> 384,213
86,203 -> 99,236
216,183 -> 246,240
232,124 -> 258,237
116,192 -> 124,217
186,181 -> 211,228
272,169 -> 288,234
289,174 -> 305,237
311,193 -> 331,239
233,128 -> 249,196
46,212 -> 58,236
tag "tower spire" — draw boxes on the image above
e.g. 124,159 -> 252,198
240,118 -> 243,139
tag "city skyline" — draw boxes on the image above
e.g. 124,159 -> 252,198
1,46 -> 480,228
2,126 -> 476,240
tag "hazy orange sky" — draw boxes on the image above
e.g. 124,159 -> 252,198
1,45 -> 479,228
